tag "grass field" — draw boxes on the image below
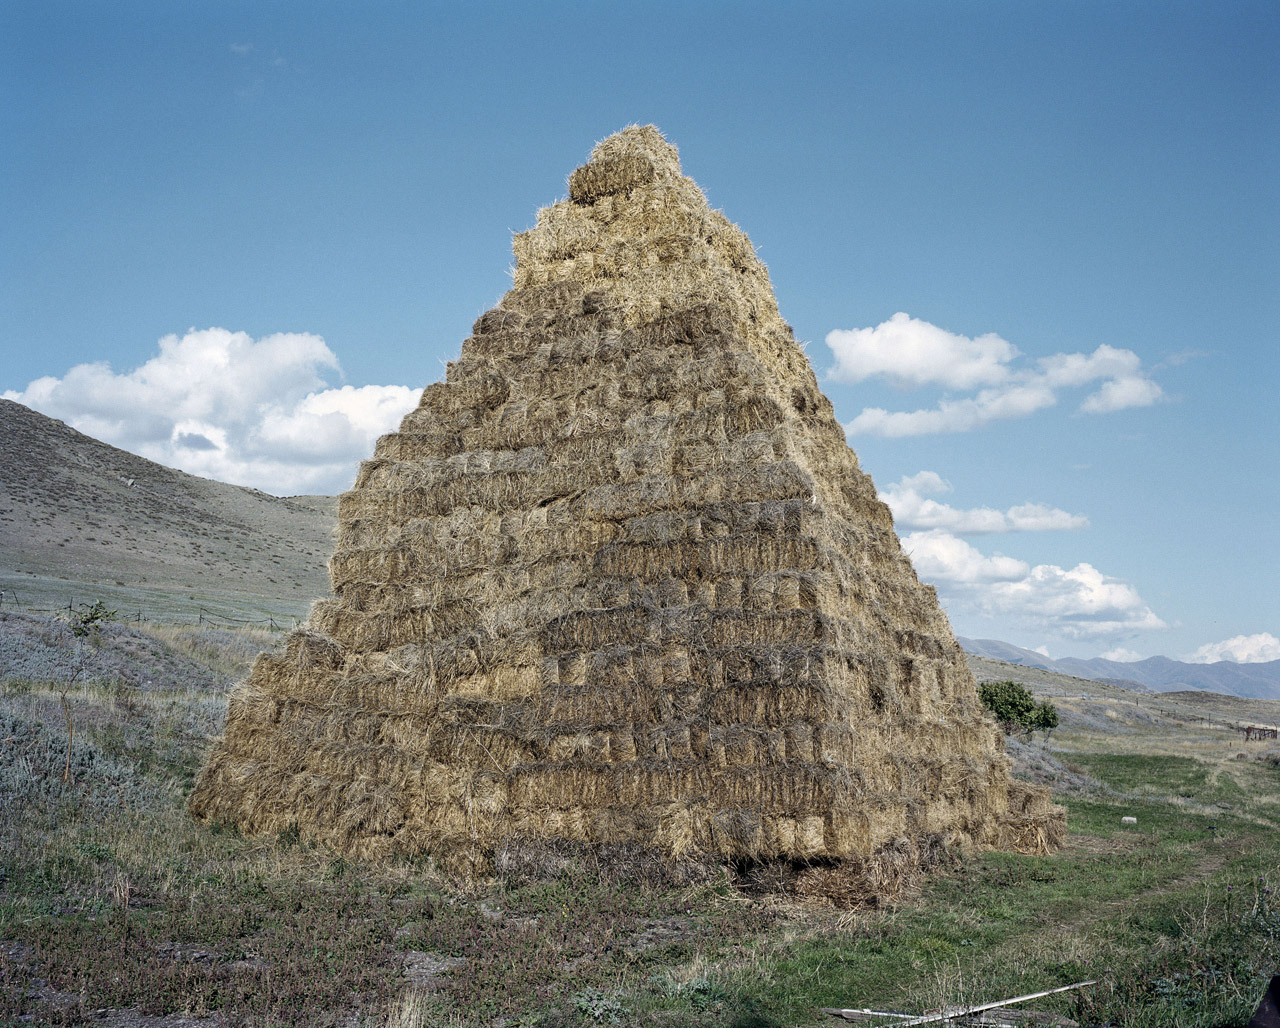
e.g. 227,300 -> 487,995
0,570 -> 313,629
2,611 -> 1278,1027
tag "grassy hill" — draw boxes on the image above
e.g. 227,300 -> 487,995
967,653 -> 1280,734
0,399 -> 336,622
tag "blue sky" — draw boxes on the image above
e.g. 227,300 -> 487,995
3,1 -> 1276,663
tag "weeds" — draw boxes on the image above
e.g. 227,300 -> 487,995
2,621 -> 1279,1025
0,610 -> 236,695
1071,876 -> 1278,1026
571,987 -> 629,1024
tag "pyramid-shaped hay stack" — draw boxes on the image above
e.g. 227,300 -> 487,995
191,126 -> 1064,880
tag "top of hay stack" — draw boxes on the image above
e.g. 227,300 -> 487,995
190,126 -> 1064,887
568,124 -> 683,202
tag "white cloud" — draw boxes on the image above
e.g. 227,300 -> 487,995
1080,375 -> 1164,414
987,563 -> 1165,638
255,385 -> 419,460
1186,633 -> 1280,664
902,529 -> 1165,640
3,327 -> 419,495
830,315 -> 1164,437
880,471 -> 1088,534
826,312 -> 1017,390
1003,502 -> 1090,532
1101,647 -> 1144,662
902,529 -> 1029,584
1037,343 -> 1140,387
847,383 -> 1057,437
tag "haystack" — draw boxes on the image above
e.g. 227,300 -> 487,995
190,126 -> 1064,881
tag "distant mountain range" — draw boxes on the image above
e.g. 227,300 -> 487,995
959,636 -> 1280,702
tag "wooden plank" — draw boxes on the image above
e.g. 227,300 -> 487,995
823,981 -> 1095,1026
892,981 -> 1097,1027
956,1008 -> 1079,1026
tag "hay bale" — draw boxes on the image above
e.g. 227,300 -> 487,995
190,126 -> 1063,896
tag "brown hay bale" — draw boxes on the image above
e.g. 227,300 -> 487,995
569,155 -> 658,203
189,125 -> 1064,891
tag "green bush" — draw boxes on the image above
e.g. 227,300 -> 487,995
67,600 -> 117,639
979,680 -> 1058,736
1032,701 -> 1059,732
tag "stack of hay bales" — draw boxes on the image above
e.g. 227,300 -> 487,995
190,126 -> 1064,882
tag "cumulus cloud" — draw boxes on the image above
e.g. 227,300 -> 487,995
1101,647 -> 1144,662
1080,375 -> 1164,414
902,528 -> 1029,584
901,528 -> 1165,640
1037,343 -> 1141,388
826,312 -> 1017,390
828,314 -> 1164,437
3,327 -> 419,495
986,563 -> 1165,639
880,472 -> 1089,534
847,383 -> 1057,437
1186,633 -> 1280,664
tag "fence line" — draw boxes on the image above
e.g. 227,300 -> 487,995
1142,697 -> 1279,738
0,589 -> 297,631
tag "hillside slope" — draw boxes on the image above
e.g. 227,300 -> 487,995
0,399 -> 336,604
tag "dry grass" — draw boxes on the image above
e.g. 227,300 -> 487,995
4,623 -> 1279,1025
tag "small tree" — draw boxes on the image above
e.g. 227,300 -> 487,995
56,599 -> 116,783
978,680 -> 1058,738
978,680 -> 1035,727
68,600 -> 117,639
1031,702 -> 1060,734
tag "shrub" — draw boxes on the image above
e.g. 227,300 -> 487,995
1031,701 -> 1060,732
979,680 -> 1058,736
67,600 -> 117,639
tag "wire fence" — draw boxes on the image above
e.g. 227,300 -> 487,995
0,589 -> 299,632
1090,691 -> 1280,738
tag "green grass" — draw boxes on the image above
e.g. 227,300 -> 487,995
2,626 -> 1279,1026
705,804 -> 1277,1026
1067,753 -> 1242,802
